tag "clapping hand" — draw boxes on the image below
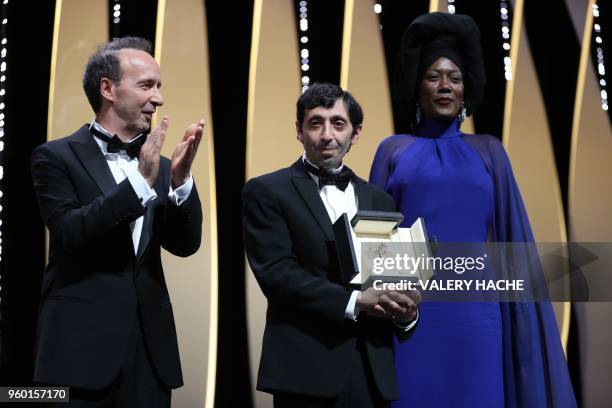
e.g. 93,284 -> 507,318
171,118 -> 205,188
139,116 -> 169,187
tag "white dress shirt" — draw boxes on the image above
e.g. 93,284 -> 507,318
90,121 -> 193,254
303,155 -> 418,330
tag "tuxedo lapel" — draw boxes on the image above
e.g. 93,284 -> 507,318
136,205 -> 153,262
352,176 -> 374,211
290,161 -> 334,241
135,177 -> 163,263
70,125 -> 141,263
69,125 -> 117,196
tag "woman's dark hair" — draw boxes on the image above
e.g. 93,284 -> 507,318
393,13 -> 486,132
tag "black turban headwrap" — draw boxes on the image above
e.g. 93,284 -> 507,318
393,12 -> 486,132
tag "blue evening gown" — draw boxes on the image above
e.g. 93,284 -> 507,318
370,118 -> 577,408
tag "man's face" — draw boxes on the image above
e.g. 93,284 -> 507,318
105,49 -> 164,135
297,98 -> 361,170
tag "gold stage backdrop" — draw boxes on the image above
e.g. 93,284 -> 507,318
154,0 -> 218,407
245,1 -> 301,407
46,1 -> 611,407
569,1 -> 612,406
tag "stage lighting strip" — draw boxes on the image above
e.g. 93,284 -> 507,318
447,0 -> 456,14
500,1 -> 513,81
113,0 -> 121,25
298,1 -> 310,92
0,0 -> 7,316
373,2 -> 383,32
592,2 -> 608,111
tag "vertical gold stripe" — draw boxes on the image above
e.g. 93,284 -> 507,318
562,302 -> 570,353
45,0 -> 64,263
245,2 -> 263,404
245,0 -> 263,175
568,0 -> 594,203
340,0 -> 354,90
154,0 -> 165,65
429,0 -> 440,13
204,122 -> 218,408
152,0 -> 166,131
204,131 -> 218,407
46,0 -> 62,142
202,8 -> 218,404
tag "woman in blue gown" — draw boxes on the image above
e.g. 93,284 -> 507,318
370,12 -> 577,408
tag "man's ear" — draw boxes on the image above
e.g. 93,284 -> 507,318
296,120 -> 303,142
350,124 -> 363,145
100,77 -> 115,104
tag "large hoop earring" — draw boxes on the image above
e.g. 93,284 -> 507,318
458,101 -> 467,123
415,103 -> 422,126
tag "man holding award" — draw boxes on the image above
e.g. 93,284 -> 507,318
242,83 -> 420,408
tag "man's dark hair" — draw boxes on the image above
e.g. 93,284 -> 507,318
83,37 -> 153,113
296,83 -> 363,132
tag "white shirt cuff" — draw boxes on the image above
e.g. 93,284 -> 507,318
127,169 -> 157,207
344,290 -> 360,321
393,309 -> 419,331
168,174 -> 193,206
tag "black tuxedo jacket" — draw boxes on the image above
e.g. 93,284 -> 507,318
242,159 -> 415,400
30,125 -> 202,390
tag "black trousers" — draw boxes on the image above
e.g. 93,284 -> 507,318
43,321 -> 170,408
273,340 -> 391,408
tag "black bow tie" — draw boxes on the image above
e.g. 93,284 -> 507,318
303,160 -> 352,191
90,127 -> 146,159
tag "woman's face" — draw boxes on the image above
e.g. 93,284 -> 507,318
418,57 -> 464,123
